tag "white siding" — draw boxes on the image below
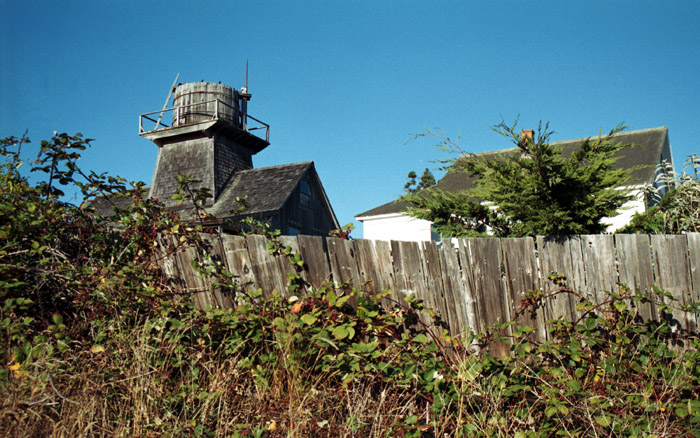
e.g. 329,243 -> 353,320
357,213 -> 435,242
360,188 -> 648,240
603,188 -> 647,232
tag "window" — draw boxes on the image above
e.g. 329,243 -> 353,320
299,180 -> 311,207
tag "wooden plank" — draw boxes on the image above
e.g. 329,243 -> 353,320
580,234 -> 618,306
438,239 -> 468,339
467,238 -> 510,358
297,235 -> 331,288
353,239 -> 386,293
391,241 -> 425,300
200,233 -> 235,308
373,240 -> 397,305
326,237 -> 361,292
177,242 -> 218,310
614,234 -> 656,321
455,239 -> 480,337
245,234 -> 287,298
501,237 -> 546,343
687,233 -> 700,332
155,234 -> 187,295
278,235 -> 305,296
651,235 -> 693,334
395,240 -> 433,328
536,236 -> 578,330
420,241 -> 448,329
220,235 -> 258,294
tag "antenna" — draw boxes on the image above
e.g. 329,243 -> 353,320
154,73 -> 180,131
246,59 -> 249,92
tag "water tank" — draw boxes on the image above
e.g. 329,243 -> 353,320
172,82 -> 239,127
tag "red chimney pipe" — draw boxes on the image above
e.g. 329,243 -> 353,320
520,129 -> 534,141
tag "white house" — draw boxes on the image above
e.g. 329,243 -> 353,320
356,126 -> 674,241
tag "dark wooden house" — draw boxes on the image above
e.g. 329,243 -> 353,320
115,80 -> 339,235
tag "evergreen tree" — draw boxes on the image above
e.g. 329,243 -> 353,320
404,168 -> 436,194
403,120 -> 637,237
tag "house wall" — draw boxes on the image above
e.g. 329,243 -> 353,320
214,136 -> 253,197
149,137 -> 215,207
602,187 -> 646,232
283,175 -> 337,236
358,213 -> 436,242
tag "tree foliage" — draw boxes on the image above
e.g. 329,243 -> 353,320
404,120 -> 637,237
620,154 -> 700,234
404,168 -> 436,194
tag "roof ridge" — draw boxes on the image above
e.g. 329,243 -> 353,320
235,161 -> 313,174
549,126 -> 667,146
463,126 -> 669,158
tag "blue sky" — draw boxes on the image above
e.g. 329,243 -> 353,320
2,1 -> 699,235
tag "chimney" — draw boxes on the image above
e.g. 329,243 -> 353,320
520,129 -> 534,141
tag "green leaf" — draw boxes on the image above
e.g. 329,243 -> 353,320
545,406 -> 558,418
613,300 -> 627,312
412,333 -> 429,344
595,414 -> 612,427
566,380 -> 581,391
327,289 -> 337,307
332,325 -> 349,340
404,415 -> 418,425
300,313 -> 317,326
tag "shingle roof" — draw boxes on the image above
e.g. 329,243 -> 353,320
208,161 -> 313,217
356,126 -> 669,218
90,189 -> 148,217
91,162 -> 314,220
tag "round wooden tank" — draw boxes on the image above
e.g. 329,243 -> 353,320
172,82 -> 239,127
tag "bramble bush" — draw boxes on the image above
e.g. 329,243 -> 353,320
620,154 -> 700,234
1,132 -> 699,437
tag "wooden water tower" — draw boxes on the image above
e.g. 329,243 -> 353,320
139,81 -> 269,207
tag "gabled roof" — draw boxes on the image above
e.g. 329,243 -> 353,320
90,161 -> 316,221
90,188 -> 149,217
356,126 -> 669,218
208,161 -> 314,218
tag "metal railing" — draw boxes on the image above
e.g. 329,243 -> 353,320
139,99 -> 269,143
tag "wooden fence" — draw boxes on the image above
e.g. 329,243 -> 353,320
158,233 -> 700,357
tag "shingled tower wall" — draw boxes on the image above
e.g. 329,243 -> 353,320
143,81 -> 269,208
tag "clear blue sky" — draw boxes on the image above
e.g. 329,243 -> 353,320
2,1 -> 699,235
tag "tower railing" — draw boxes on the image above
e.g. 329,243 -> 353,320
139,99 -> 269,143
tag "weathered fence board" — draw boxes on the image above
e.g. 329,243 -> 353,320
651,235 -> 694,333
327,237 -> 361,288
200,233 -> 235,308
160,233 -> 700,348
245,234 -> 287,297
688,233 -> 700,332
455,240 -> 480,338
501,237 -> 546,343
536,237 -> 578,324
296,235 -> 331,288
614,234 -> 656,321
581,234 -> 618,306
221,235 -> 257,293
420,241 -> 447,332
